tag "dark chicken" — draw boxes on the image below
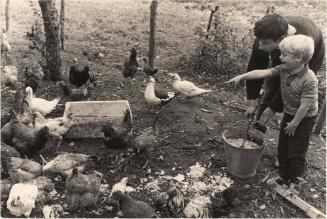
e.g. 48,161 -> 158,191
142,57 -> 158,77
110,191 -> 157,218
102,109 -> 132,149
11,110 -> 50,157
122,48 -> 139,81
58,81 -> 93,101
69,58 -> 93,87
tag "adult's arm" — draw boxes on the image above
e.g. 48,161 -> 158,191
246,38 -> 270,99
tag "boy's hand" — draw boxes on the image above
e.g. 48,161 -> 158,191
284,121 -> 298,137
225,75 -> 243,86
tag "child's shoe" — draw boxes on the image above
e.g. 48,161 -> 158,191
275,177 -> 290,186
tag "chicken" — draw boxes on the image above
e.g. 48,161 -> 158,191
167,180 -> 185,217
110,191 -> 156,218
25,86 -> 60,116
11,113 -> 50,157
69,58 -> 92,87
131,127 -> 158,169
43,205 -> 64,219
65,168 -> 102,212
6,183 -> 38,217
1,65 -> 18,89
33,111 -> 73,151
1,101 -> 34,146
142,58 -> 158,77
122,48 -> 139,83
23,63 -> 44,81
25,75 -> 40,93
58,81 -> 93,101
42,153 -> 97,176
168,73 -> 212,97
1,156 -> 42,182
1,29 -> 11,52
102,109 -> 132,149
1,142 -> 20,158
109,177 -> 135,199
210,187 -> 237,217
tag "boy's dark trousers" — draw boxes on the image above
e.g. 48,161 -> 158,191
277,113 -> 316,182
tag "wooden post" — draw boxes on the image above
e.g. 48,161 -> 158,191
206,6 -> 219,39
59,0 -> 65,50
5,0 -> 9,31
314,97 -> 326,134
149,0 -> 157,68
39,0 -> 62,81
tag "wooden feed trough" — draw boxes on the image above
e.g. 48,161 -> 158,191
63,100 -> 132,139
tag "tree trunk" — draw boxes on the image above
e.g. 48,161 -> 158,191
5,0 -> 9,31
149,0 -> 157,68
313,97 -> 326,134
39,0 -> 62,81
59,0 -> 65,50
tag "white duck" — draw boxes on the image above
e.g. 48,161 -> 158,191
168,73 -> 212,97
42,153 -> 96,176
144,76 -> 175,106
25,87 -> 60,116
109,177 -> 135,199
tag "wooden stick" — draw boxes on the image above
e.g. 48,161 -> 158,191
269,179 -> 326,218
313,97 -> 326,134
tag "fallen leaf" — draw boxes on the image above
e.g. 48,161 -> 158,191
312,194 -> 319,198
260,205 -> 265,210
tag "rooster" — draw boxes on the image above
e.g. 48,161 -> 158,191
11,110 -> 50,157
122,48 -> 139,83
69,58 -> 94,87
110,191 -> 157,218
65,168 -> 102,212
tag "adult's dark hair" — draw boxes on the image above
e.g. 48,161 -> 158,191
254,14 -> 288,41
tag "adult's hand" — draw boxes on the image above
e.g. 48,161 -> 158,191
246,99 -> 258,119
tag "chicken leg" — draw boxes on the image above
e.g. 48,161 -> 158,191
56,136 -> 63,152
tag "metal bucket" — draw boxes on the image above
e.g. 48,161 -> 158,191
222,122 -> 265,179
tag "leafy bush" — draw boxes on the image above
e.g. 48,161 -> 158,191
189,6 -> 261,81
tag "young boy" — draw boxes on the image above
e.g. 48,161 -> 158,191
226,35 -> 318,185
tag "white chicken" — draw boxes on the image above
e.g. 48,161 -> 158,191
33,112 -> 73,151
109,177 -> 135,199
1,65 -> 18,88
7,183 -> 38,217
42,153 -> 96,176
144,77 -> 175,106
168,73 -> 212,97
25,87 -> 60,116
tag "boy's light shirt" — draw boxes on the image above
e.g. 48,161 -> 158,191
269,64 -> 318,117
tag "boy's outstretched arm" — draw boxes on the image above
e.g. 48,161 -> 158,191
225,69 -> 273,85
284,98 -> 312,136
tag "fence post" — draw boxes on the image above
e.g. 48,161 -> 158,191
313,97 -> 326,134
149,0 -> 157,68
5,0 -> 10,31
206,6 -> 219,39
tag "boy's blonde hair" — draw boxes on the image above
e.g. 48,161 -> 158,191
279,34 -> 314,62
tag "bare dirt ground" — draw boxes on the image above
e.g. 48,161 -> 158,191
1,0 -> 326,218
